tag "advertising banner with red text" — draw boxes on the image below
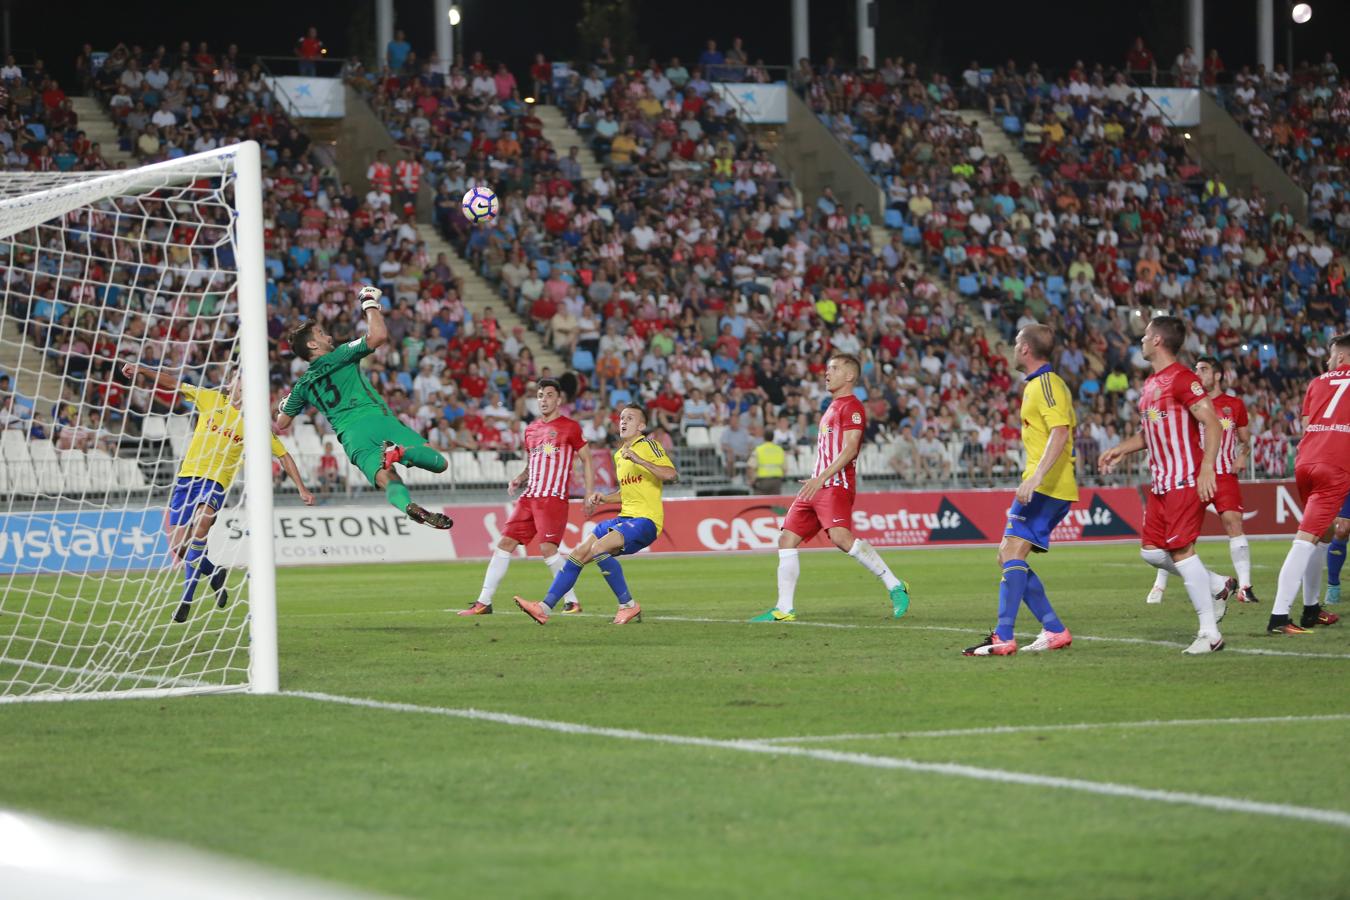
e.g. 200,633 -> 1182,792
442,487 -> 1146,560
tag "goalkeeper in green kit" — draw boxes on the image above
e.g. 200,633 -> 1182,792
275,285 -> 454,530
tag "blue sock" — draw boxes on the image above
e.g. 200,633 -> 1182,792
1023,568 -> 1065,633
996,560 -> 1029,640
542,557 -> 585,608
1328,539 -> 1348,587
181,538 -> 210,605
595,553 -> 632,604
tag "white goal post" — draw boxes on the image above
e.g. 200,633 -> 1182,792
0,141 -> 276,701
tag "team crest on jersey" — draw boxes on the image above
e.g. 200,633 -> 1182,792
1146,408 -> 1165,422
851,412 -> 862,425
1219,416 -> 1234,431
1190,381 -> 1204,396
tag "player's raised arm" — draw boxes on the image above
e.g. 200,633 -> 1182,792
621,442 -> 677,482
358,285 -> 387,350
122,362 -> 180,394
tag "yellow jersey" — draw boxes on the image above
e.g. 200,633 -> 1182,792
1020,365 -> 1078,502
177,384 -> 288,489
615,436 -> 671,533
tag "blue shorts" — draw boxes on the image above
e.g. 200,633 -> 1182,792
592,516 -> 659,556
1338,490 -> 1350,520
168,476 -> 226,527
1004,493 -> 1073,552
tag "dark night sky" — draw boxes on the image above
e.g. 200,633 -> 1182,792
12,0 -> 1350,85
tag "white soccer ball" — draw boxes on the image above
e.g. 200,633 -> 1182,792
461,186 -> 499,223
1291,3 -> 1311,23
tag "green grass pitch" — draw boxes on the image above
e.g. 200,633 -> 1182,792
3,541 -> 1350,898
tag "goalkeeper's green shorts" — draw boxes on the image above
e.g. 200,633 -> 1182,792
340,414 -> 431,486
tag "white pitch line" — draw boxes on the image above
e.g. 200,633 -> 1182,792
567,612 -> 1350,660
286,690 -> 1350,830
285,607 -> 1350,661
756,712 -> 1350,744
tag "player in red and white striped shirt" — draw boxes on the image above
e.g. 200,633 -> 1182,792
1099,316 -> 1235,654
751,353 -> 911,622
1265,334 -> 1350,633
460,376 -> 595,616
1147,355 -> 1257,605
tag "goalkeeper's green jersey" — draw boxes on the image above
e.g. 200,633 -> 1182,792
281,336 -> 394,433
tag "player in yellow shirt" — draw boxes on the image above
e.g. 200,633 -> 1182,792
122,363 -> 313,623
516,404 -> 677,625
964,324 -> 1078,657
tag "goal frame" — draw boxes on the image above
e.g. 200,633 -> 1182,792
0,141 -> 277,700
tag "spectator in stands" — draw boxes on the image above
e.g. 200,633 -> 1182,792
296,27 -> 324,76
387,30 -> 411,73
318,441 -> 341,493
719,412 -> 751,481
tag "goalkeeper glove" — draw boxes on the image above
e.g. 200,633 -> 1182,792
357,285 -> 383,312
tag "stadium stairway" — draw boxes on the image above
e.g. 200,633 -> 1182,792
0,319 -> 68,411
413,223 -> 569,374
962,110 -> 1037,188
534,105 -> 604,182
69,97 -> 137,169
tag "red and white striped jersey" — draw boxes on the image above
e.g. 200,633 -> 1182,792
1298,367 -> 1350,475
521,415 -> 585,499
1206,392 -> 1249,475
813,395 -> 866,490
366,160 -> 392,193
395,158 -> 422,192
1139,362 -> 1207,493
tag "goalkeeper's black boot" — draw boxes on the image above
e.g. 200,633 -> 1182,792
406,503 -> 454,530
211,567 -> 230,609
172,602 -> 192,624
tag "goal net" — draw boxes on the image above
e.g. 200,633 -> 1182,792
0,142 -> 276,702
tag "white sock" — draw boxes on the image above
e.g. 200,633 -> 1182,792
1175,555 -> 1219,636
544,553 -> 581,606
1153,568 -> 1169,589
847,538 -> 901,591
1303,544 -> 1325,608
477,548 -> 512,604
1229,536 -> 1252,588
1208,569 -> 1230,595
1140,547 -> 1181,576
1273,540 -> 1317,616
777,548 -> 800,612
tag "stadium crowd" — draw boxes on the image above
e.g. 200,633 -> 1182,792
3,36 -> 1346,494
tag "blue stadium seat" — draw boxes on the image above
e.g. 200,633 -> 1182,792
1046,275 -> 1066,294
901,225 -> 921,245
1002,115 -> 1021,134
957,275 -> 979,296
1047,292 -> 1065,309
396,372 -> 414,393
883,209 -> 904,229
571,348 -> 595,373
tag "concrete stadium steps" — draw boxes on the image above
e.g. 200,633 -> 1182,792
413,224 -> 568,375
533,105 -> 604,182
0,318 -> 69,410
961,109 -> 1037,187
68,96 -> 136,169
